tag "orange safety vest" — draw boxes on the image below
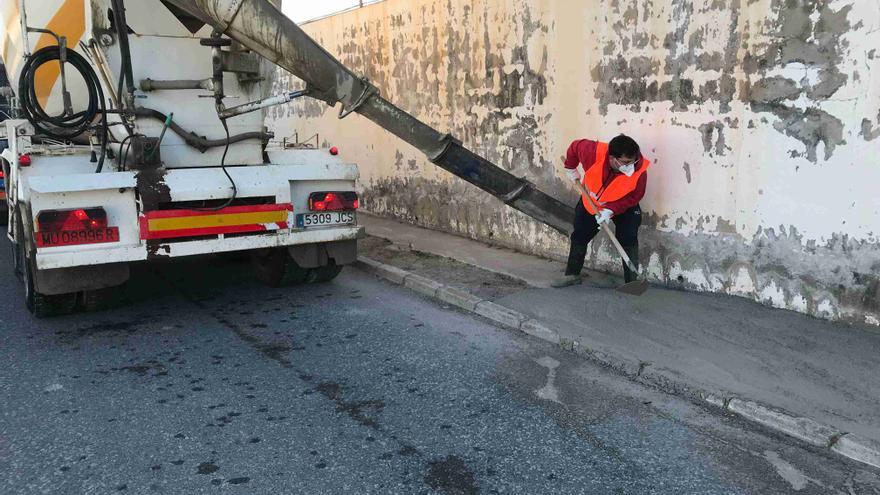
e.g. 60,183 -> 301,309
581,142 -> 651,214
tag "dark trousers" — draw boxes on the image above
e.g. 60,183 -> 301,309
565,201 -> 642,276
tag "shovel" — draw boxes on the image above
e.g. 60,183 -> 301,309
572,179 -> 649,296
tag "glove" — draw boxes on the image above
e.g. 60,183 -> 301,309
594,208 -> 613,226
565,168 -> 581,182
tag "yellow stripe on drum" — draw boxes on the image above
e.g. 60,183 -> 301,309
147,211 -> 290,232
33,0 -> 86,108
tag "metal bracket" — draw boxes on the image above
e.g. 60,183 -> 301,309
426,134 -> 461,163
18,0 -> 30,56
220,50 -> 260,74
25,28 -> 73,116
303,83 -> 335,106
501,179 -> 529,205
338,79 -> 379,119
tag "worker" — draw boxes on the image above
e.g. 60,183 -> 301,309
552,134 -> 650,288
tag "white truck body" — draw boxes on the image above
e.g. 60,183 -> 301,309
1,0 -> 362,315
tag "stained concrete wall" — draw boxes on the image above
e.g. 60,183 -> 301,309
266,0 -> 880,326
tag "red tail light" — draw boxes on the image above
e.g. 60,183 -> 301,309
18,154 -> 31,167
308,191 -> 358,212
35,207 -> 119,247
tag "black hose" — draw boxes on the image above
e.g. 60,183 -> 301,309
19,46 -> 105,141
192,118 -> 238,211
170,119 -> 237,212
133,107 -> 270,152
110,0 -> 135,103
117,134 -> 136,171
94,97 -> 108,173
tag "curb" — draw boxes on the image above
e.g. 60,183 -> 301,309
353,256 -> 880,471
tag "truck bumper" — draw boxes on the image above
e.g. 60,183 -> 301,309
36,225 -> 364,270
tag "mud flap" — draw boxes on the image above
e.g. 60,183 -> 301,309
288,240 -> 357,269
34,263 -> 130,296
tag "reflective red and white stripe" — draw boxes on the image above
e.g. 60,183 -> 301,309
139,203 -> 293,240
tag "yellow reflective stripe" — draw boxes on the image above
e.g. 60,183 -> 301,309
33,0 -> 86,108
148,211 -> 289,231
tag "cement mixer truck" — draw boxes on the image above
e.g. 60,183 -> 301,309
2,0 -> 574,317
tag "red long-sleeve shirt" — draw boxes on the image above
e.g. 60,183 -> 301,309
563,139 -> 647,215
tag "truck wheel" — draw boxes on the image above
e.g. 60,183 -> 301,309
1,162 -> 8,227
12,213 -> 24,280
250,248 -> 309,287
309,263 -> 343,283
21,245 -> 76,318
12,235 -> 23,279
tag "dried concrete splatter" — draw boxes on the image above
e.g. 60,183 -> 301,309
698,122 -> 726,156
763,451 -> 808,491
534,356 -> 562,404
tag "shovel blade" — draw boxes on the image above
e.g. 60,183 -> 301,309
616,279 -> 649,296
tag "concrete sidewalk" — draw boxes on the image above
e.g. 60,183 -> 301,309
358,213 -> 880,468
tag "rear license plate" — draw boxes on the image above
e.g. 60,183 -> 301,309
296,211 -> 355,228
35,227 -> 121,248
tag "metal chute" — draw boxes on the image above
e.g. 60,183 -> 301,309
163,0 -> 575,234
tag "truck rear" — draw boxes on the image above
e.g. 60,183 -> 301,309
1,0 -> 362,316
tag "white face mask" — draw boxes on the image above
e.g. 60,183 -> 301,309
612,156 -> 638,177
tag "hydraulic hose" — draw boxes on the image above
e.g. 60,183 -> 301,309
110,0 -> 135,106
133,107 -> 271,152
19,46 -> 105,141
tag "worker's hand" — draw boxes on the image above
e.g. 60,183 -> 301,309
565,168 -> 581,182
594,208 -> 613,226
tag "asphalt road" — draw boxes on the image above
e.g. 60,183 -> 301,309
1,243 -> 878,494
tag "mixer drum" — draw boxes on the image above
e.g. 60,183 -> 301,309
0,0 -> 89,126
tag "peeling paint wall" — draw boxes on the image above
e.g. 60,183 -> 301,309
266,0 -> 880,327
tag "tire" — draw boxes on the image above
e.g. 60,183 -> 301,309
250,248 -> 310,287
12,212 -> 24,280
1,161 -> 8,227
309,263 -> 343,284
220,250 -> 250,263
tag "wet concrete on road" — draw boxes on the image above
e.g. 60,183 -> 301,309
1,247 -> 878,494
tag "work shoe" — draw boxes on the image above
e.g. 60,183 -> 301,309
551,274 -> 582,288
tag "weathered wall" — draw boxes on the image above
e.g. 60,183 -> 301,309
266,0 -> 880,326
